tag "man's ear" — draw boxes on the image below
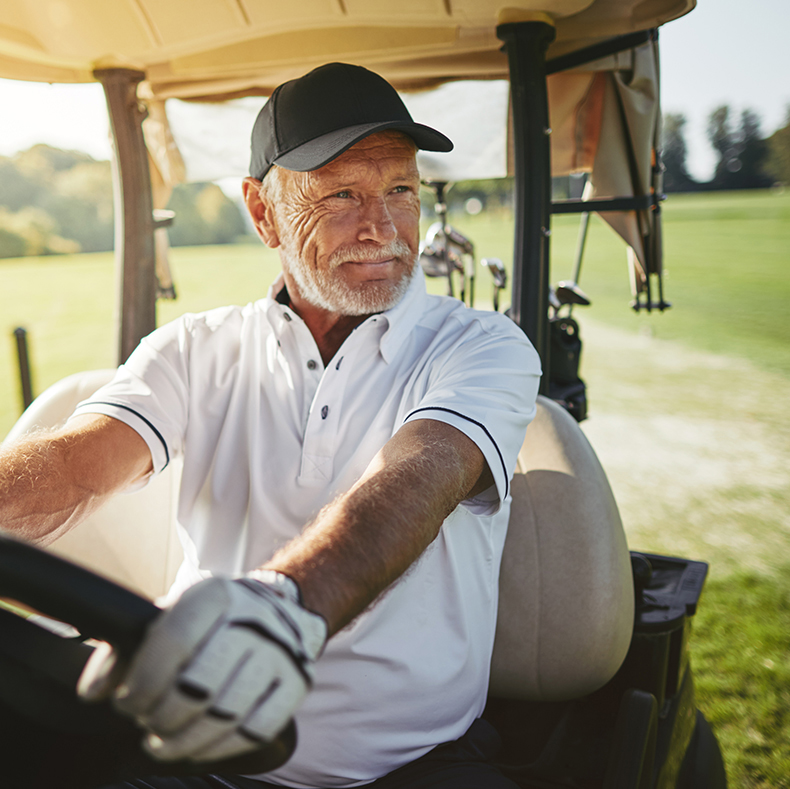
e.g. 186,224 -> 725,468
242,177 -> 280,248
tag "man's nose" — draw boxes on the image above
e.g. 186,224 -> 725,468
357,197 -> 397,244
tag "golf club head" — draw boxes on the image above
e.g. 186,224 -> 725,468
423,222 -> 444,247
556,281 -> 591,307
444,225 -> 475,255
419,246 -> 462,277
481,258 -> 507,289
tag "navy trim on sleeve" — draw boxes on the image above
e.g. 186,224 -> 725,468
81,401 -> 170,469
405,406 -> 509,499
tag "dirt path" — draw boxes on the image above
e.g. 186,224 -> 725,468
577,318 -> 790,580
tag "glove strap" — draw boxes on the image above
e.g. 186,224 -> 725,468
243,570 -> 328,660
245,569 -> 302,604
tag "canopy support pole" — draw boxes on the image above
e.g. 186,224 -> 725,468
497,20 -> 555,395
94,68 -> 157,365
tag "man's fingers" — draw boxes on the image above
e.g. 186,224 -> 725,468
138,682 -> 209,736
141,632 -> 295,735
175,627 -> 256,702
142,675 -> 304,763
107,576 -> 326,762
144,715 -> 251,762
77,641 -> 126,701
208,643 -> 294,720
114,580 -> 231,717
241,669 -> 307,741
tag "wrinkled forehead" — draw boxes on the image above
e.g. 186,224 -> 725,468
348,130 -> 418,156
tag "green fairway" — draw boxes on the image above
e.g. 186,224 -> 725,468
461,188 -> 790,377
0,243 -> 281,436
693,569 -> 790,788
576,189 -> 790,377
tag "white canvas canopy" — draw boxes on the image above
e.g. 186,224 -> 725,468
0,1 -> 692,91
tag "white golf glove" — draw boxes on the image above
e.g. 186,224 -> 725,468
78,572 -> 327,763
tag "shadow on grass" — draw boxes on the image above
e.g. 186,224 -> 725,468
692,569 -> 790,788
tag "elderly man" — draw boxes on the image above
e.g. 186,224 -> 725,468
0,63 -> 540,788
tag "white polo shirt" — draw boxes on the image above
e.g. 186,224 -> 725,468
73,267 -> 540,788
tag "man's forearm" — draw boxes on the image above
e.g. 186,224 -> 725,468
0,415 -> 153,544
0,431 -> 93,544
264,419 -> 489,636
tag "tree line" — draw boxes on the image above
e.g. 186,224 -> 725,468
0,144 -> 250,260
662,103 -> 790,192
2,104 -> 788,259
430,103 -> 790,214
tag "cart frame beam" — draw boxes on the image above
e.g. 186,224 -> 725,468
94,68 -> 157,365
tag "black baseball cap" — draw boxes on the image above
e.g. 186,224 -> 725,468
249,62 -> 453,181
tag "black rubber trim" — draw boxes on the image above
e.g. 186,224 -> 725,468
551,195 -> 655,214
80,401 -> 170,469
545,29 -> 654,74
405,406 -> 509,499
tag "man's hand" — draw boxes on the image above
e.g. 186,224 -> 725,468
78,573 -> 327,762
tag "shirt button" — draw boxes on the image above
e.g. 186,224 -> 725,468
321,405 -> 329,420
307,359 -> 317,370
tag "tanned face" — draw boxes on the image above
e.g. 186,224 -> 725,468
256,132 -> 421,317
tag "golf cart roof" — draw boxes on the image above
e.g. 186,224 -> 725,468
1,0 -> 693,96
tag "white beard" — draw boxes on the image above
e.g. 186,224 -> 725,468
281,239 -> 416,316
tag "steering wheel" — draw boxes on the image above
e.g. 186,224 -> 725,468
0,533 -> 296,789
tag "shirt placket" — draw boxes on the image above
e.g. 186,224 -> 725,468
271,307 -> 325,433
298,317 -> 384,487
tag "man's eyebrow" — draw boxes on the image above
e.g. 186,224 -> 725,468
390,170 -> 420,182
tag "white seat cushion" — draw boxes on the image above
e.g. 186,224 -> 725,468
490,396 -> 634,701
3,370 -> 183,601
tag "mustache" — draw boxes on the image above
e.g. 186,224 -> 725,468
327,239 -> 415,269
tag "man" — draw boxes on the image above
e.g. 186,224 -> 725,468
0,63 -> 540,788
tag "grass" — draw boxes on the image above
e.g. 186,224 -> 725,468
1,188 -> 789,786
460,188 -> 790,377
0,244 -> 281,436
694,571 -> 790,787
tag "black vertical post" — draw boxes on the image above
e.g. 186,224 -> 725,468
497,20 -> 555,394
13,327 -> 34,411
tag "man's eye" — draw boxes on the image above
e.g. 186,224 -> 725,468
393,185 -> 411,194
334,190 -> 351,199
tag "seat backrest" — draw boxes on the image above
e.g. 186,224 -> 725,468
2,370 -> 183,601
490,395 -> 634,702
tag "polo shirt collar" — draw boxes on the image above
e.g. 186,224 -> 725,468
263,266 -> 430,364
266,272 -> 288,305
377,266 -> 430,364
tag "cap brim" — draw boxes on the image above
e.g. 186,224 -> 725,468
273,121 -> 453,173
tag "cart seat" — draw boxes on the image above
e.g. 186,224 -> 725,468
490,395 -> 634,702
2,369 -> 183,601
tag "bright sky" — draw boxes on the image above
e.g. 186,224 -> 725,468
0,0 -> 787,183
659,0 -> 789,180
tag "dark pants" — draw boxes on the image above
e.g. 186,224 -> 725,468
98,719 -> 518,789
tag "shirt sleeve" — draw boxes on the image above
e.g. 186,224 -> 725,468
70,317 -> 192,475
402,313 -> 541,515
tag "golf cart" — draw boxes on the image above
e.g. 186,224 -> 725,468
0,1 -> 727,787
